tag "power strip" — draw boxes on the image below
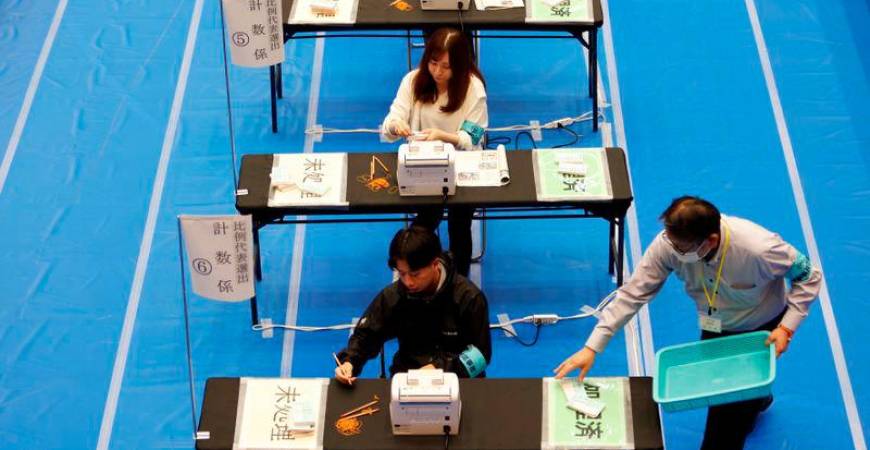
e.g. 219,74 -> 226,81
530,314 -> 559,325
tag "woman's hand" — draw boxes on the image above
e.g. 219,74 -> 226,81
420,128 -> 442,141
389,121 -> 412,137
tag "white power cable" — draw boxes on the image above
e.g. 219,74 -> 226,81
302,109 -> 608,136
251,289 -> 618,333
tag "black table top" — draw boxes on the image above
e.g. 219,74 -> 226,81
236,147 -> 632,219
282,0 -> 603,32
196,377 -> 663,450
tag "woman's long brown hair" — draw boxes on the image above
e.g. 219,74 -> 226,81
412,28 -> 485,114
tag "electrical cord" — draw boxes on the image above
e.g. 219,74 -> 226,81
254,290 -> 618,333
494,323 -> 542,347
515,131 -> 537,150
552,123 -> 580,148
456,2 -> 465,32
304,109 -> 606,138
484,134 -> 511,149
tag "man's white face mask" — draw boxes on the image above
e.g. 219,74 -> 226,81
673,245 -> 704,263
664,233 -> 711,264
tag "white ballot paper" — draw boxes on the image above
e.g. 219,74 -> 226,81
475,0 -> 524,10
289,0 -> 359,24
560,379 -> 606,418
454,144 -> 511,187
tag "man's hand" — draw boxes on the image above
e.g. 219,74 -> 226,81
766,326 -> 792,358
419,363 -> 437,370
335,362 -> 356,385
553,347 -> 596,381
389,121 -> 411,137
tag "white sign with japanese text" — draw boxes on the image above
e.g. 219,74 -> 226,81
180,215 -> 255,302
234,378 -> 329,450
222,0 -> 285,68
269,153 -> 348,208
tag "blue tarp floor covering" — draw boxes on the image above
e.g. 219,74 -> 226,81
0,0 -> 868,448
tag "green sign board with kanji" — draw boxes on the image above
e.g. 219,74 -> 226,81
542,377 -> 633,449
526,0 -> 593,23
532,148 -> 612,201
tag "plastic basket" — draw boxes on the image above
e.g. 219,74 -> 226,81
653,331 -> 775,412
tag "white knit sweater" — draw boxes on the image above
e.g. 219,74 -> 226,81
381,69 -> 488,150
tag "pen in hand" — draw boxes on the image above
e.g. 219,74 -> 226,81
333,352 -> 354,385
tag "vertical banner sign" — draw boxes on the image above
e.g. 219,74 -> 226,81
222,0 -> 285,68
180,215 -> 255,302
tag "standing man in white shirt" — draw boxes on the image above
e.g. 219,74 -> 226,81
381,27 -> 488,277
554,196 -> 822,450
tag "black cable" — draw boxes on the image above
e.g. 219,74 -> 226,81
515,131 -> 537,150
456,2 -> 465,32
443,425 -> 451,450
553,123 -> 580,148
495,324 -> 542,347
485,134 -> 511,149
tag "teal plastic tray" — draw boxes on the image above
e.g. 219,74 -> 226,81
653,331 -> 775,412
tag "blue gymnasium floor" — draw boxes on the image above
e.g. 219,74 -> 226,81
1,0 -> 869,448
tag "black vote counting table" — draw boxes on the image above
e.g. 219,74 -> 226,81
235,148 -> 632,319
196,377 -> 663,450
267,0 -> 604,132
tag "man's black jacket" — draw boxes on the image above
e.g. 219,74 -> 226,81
337,254 -> 491,377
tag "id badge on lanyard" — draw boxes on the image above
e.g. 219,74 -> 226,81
699,308 -> 722,333
699,225 -> 730,334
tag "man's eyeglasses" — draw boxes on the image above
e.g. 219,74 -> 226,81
662,233 -> 704,256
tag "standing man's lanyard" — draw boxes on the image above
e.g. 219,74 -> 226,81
701,225 -> 731,316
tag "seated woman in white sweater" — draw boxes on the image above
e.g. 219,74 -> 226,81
381,27 -> 488,277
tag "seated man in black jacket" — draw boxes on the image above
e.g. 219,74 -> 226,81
334,225 -> 492,385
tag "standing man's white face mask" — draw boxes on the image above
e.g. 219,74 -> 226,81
663,232 -> 716,263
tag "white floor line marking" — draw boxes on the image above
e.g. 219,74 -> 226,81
96,1 -> 205,448
0,0 -> 69,196
597,2 -> 665,445
281,34 -> 326,378
588,0 -> 657,377
745,1 -> 865,448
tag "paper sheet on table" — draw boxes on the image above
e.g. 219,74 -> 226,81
288,0 -> 359,24
268,152 -> 348,207
455,145 -> 511,187
234,377 -> 329,450
475,0 -> 524,10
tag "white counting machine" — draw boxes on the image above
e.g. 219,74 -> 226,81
390,369 -> 461,435
397,140 -> 456,197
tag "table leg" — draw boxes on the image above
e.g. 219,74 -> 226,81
250,295 -> 260,327
608,218 -> 616,275
269,65 -> 278,133
276,63 -> 283,99
589,28 -> 599,132
253,220 -> 263,281
616,215 -> 626,286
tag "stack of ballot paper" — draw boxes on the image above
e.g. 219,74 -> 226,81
560,379 -> 606,418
